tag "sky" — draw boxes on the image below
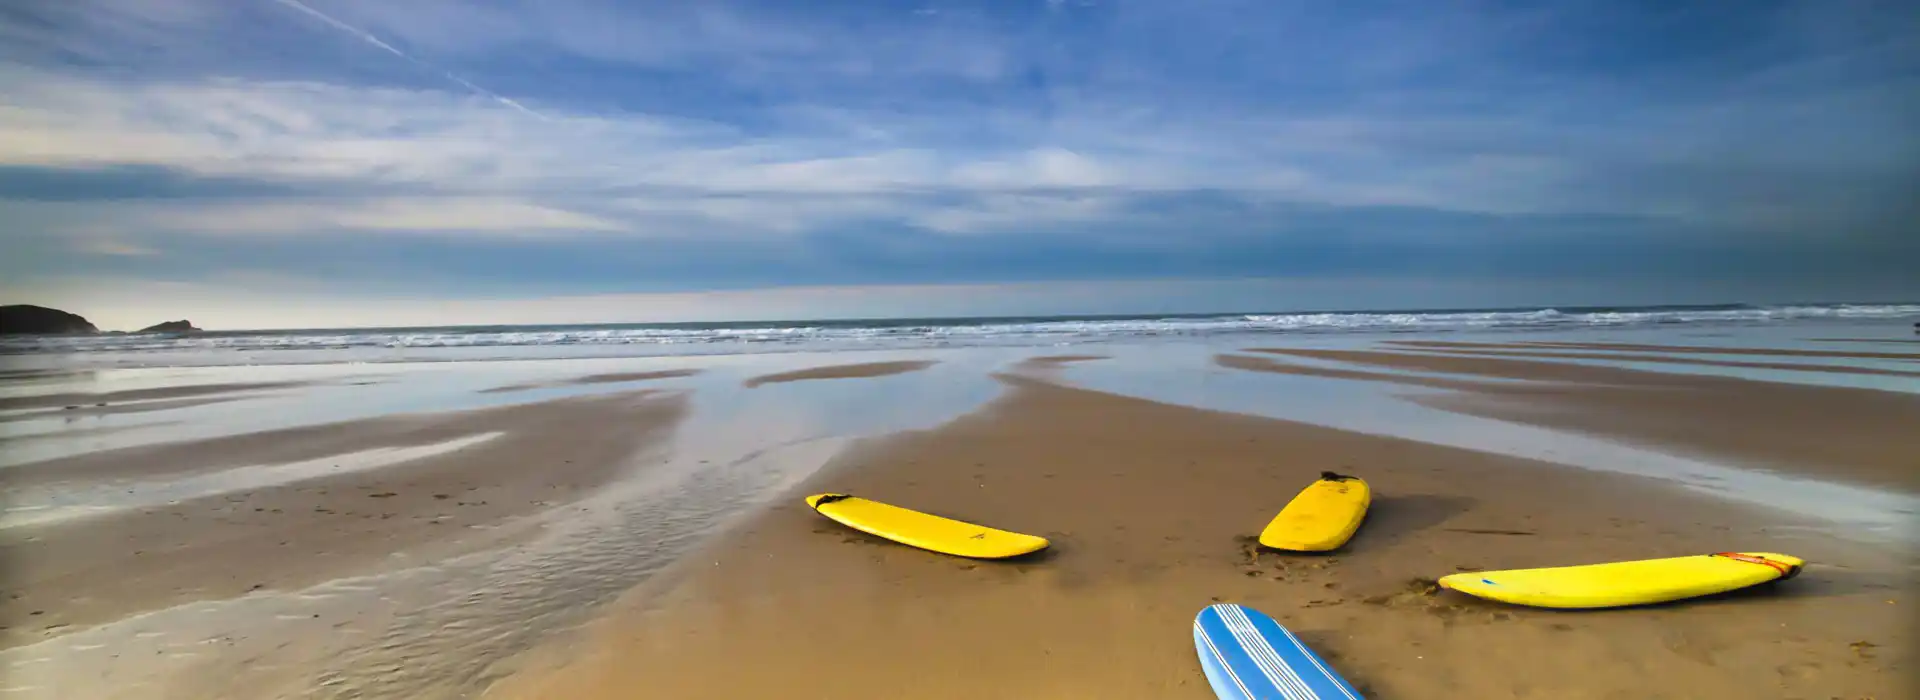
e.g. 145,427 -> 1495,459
1,0 -> 1916,329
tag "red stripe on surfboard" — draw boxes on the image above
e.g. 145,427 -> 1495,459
1711,552 -> 1795,578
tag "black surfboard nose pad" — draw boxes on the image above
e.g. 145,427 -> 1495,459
812,493 -> 854,509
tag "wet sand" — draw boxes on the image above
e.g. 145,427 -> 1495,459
1017,354 -> 1111,366
7,389 -> 678,490
743,359 -> 937,387
0,380 -> 310,412
478,368 -> 702,393
0,395 -> 257,423
0,421 -> 175,449
1008,354 -> 1111,376
0,390 -> 686,649
0,368 -> 84,382
1389,339 -> 1920,361
1234,349 -> 1920,492
1217,353 -> 1490,392
1810,338 -> 1920,345
1378,346 -> 1920,379
484,376 -> 1911,700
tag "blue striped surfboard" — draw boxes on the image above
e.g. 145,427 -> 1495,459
1192,603 -> 1364,700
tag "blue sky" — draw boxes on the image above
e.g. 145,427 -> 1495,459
1,0 -> 1915,329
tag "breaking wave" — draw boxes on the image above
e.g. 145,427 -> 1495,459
5,303 -> 1916,355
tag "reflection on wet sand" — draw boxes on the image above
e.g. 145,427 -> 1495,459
741,359 -> 938,387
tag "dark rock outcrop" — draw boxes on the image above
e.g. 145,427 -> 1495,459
0,305 -> 99,335
138,320 -> 201,334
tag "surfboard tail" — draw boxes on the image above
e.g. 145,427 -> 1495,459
1711,552 -> 1803,581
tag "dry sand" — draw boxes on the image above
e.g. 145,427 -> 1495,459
484,376 -> 1912,700
478,368 -> 702,393
0,390 -> 686,648
742,359 -> 937,387
1236,349 -> 1920,492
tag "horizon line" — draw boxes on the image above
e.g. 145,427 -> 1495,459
12,298 -> 1918,335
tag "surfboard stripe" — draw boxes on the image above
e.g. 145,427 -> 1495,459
1217,606 -> 1290,698
1199,608 -> 1281,698
1273,623 -> 1360,700
1194,604 -> 1365,700
1215,605 -> 1307,700
1195,621 -> 1255,700
1223,605 -> 1314,700
1247,607 -> 1359,700
1198,617 -> 1260,700
1243,607 -> 1323,700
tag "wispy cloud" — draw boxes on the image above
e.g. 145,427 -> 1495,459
8,62 -> 1854,242
910,192 -> 1121,234
266,0 -> 544,118
75,239 -> 161,257
1,0 -> 1915,318
144,197 -> 627,235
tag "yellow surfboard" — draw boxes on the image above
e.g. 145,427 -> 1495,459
1438,552 -> 1804,609
1258,472 -> 1371,552
805,493 -> 1050,559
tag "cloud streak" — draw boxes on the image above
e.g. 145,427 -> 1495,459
266,0 -> 544,118
1,0 -> 1915,321
75,239 -> 161,257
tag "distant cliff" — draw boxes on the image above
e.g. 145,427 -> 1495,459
138,320 -> 201,333
0,305 -> 99,335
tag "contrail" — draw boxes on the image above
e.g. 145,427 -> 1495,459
268,0 -> 545,118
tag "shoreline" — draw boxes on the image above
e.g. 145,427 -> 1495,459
483,375 -> 1912,700
0,389 -> 687,650
1230,349 -> 1920,493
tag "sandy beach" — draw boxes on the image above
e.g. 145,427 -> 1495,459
1,390 -> 686,650
485,373 -> 1913,700
1,329 -> 1914,700
1237,348 -> 1920,492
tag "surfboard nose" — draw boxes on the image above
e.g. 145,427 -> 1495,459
806,493 -> 853,509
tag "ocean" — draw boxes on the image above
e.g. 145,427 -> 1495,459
4,302 -> 1917,365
